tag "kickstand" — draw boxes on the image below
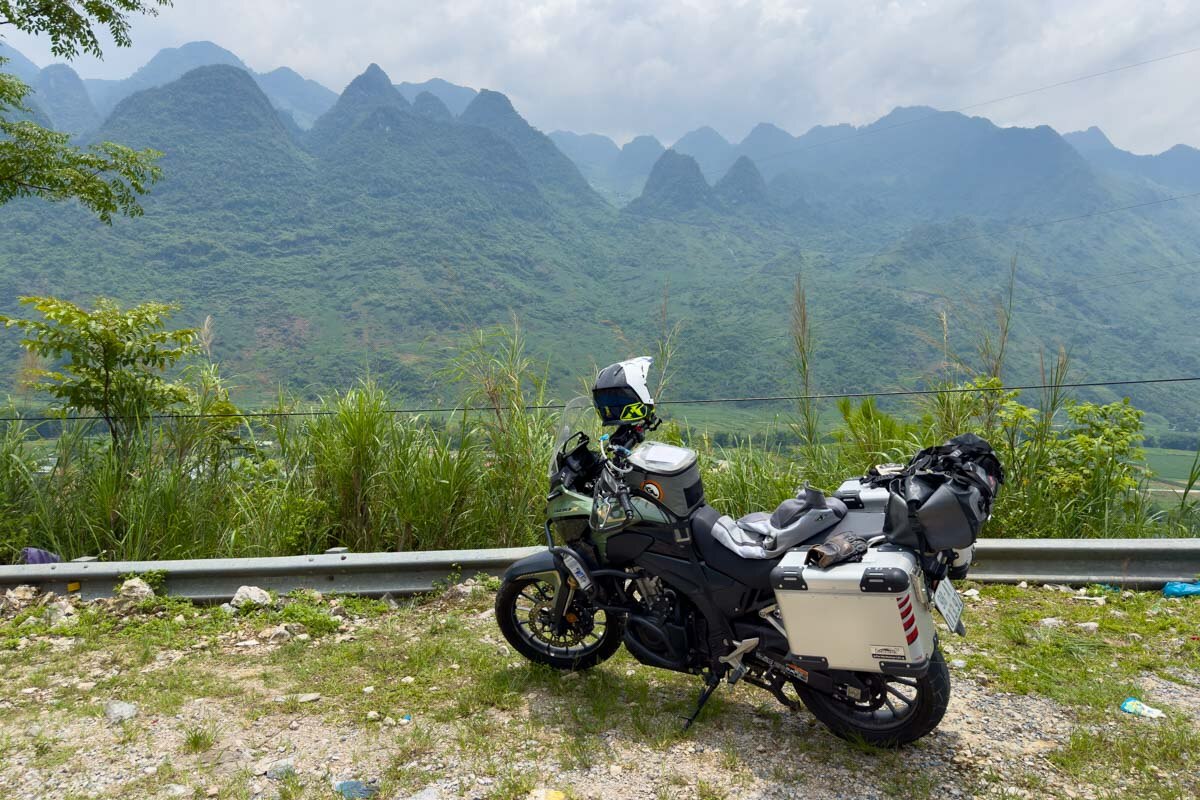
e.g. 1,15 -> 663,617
683,672 -> 721,731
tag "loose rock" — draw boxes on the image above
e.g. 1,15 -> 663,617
112,578 -> 155,614
104,700 -> 138,724
231,585 -> 272,609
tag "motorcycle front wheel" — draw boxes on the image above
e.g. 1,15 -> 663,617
495,576 -> 625,671
797,646 -> 952,747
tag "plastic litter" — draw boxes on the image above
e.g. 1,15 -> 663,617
332,780 -> 379,799
1163,581 -> 1200,598
1120,697 -> 1166,719
20,547 -> 61,565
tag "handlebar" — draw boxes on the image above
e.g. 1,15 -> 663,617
616,482 -> 635,520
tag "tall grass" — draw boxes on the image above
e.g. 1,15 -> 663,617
0,315 -> 1195,564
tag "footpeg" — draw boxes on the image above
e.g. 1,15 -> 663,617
719,637 -> 759,685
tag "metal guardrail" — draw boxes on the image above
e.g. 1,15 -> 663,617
0,546 -> 542,602
970,538 -> 1200,588
0,539 -> 1196,601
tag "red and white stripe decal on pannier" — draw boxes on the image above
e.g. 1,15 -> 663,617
897,594 -> 919,645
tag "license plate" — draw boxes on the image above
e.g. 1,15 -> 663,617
934,579 -> 966,636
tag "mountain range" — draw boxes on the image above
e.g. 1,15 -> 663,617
3,41 -> 1200,429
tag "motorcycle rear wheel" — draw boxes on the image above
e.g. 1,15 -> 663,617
496,576 -> 625,671
796,646 -> 951,747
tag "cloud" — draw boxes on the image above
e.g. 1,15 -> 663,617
4,0 -> 1199,153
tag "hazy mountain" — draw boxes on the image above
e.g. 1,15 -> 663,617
459,89 -> 603,208
86,41 -> 247,115
412,91 -> 453,121
604,135 -> 666,199
31,64 -> 99,135
308,63 -> 411,151
626,149 -> 717,215
96,65 -> 313,213
713,156 -> 769,209
673,126 -> 735,181
0,42 -> 40,83
547,131 -> 619,189
4,63 -> 1200,424
1065,126 -> 1200,191
254,67 -> 338,128
395,78 -> 476,115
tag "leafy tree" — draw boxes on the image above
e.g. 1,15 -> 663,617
0,0 -> 171,221
0,296 -> 197,450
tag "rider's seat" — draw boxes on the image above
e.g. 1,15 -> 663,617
690,487 -> 847,589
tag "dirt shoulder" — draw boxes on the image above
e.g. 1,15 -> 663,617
0,579 -> 1196,800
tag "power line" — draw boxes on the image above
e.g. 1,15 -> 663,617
1034,258 -> 1200,300
748,45 -> 1200,166
810,189 -> 1200,276
3,375 -> 1197,425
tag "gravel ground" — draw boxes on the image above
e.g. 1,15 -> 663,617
0,581 -> 1196,800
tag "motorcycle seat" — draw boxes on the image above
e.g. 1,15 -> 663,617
694,486 -> 847,559
691,505 -> 782,590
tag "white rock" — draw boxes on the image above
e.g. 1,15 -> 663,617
1074,622 -> 1100,633
402,788 -> 442,800
104,700 -> 138,724
961,589 -> 980,598
383,717 -> 396,727
117,578 -> 155,602
950,659 -> 968,669
366,710 -> 380,721
1017,581 -> 1029,589
400,676 -> 415,684
8,585 -> 38,603
231,586 -> 272,609
264,626 -> 292,644
1038,617 -> 1065,629
362,686 -> 375,694
234,639 -> 259,648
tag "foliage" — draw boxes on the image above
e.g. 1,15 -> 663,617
0,1 -> 172,60
0,2 -> 169,220
0,296 -> 197,451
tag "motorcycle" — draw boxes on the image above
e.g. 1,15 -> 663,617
495,358 -> 1002,747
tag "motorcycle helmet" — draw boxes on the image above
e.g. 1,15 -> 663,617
592,356 -> 655,426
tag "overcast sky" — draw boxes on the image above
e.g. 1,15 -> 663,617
4,0 -> 1200,153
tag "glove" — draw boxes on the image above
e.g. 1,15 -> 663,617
805,531 -> 869,569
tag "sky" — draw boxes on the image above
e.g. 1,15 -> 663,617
3,0 -> 1200,153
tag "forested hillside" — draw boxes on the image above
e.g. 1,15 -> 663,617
3,42 -> 1200,430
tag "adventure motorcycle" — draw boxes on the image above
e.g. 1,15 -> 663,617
495,357 -> 1003,746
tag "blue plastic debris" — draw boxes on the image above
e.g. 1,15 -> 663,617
1120,697 -> 1166,718
1163,581 -> 1200,598
332,780 -> 379,799
20,547 -> 61,565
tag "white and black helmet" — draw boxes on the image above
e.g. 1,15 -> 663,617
592,356 -> 655,426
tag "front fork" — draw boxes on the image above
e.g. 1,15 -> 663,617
503,528 -> 598,638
